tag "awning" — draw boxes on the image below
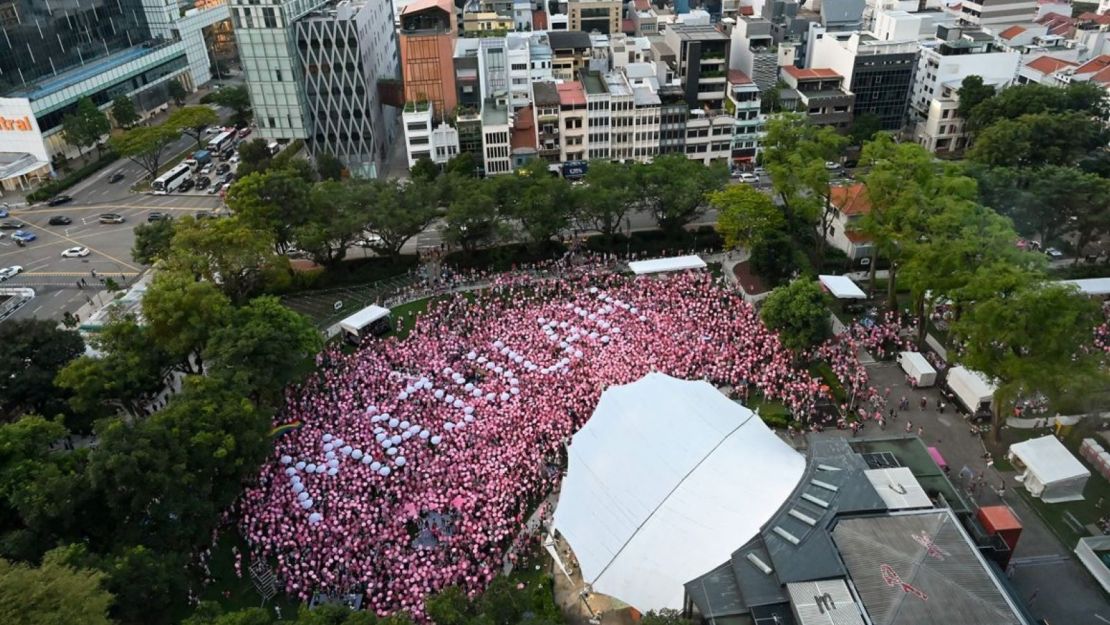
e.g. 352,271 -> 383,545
628,255 -> 707,275
818,274 -> 866,299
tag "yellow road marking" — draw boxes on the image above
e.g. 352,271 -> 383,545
23,225 -> 141,272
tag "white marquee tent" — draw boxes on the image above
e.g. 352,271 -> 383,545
1009,435 -> 1090,503
552,373 -> 805,611
628,255 -> 707,275
818,274 -> 866,299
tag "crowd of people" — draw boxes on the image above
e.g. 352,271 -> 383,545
237,269 -> 904,617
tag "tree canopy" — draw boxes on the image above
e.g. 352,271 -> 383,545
712,183 -> 784,250
110,125 -> 182,179
111,96 -> 139,129
168,106 -> 221,150
0,554 -> 114,625
0,319 -> 84,420
62,97 -> 111,156
760,278 -> 831,352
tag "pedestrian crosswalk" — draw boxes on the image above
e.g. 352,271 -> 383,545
23,271 -> 140,277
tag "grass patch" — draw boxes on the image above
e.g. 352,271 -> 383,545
182,529 -> 300,622
810,362 -> 848,403
387,296 -> 437,340
749,394 -> 792,427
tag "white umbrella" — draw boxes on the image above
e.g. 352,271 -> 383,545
327,467 -> 338,476
285,467 -> 297,477
300,499 -> 313,509
323,434 -> 334,442
361,455 -> 373,465
309,512 -> 323,524
292,482 -> 305,493
352,449 -> 364,460
420,430 -> 430,439
296,461 -> 306,471
379,466 -> 391,476
306,463 -> 317,473
371,461 -> 382,471
431,435 -> 442,445
396,456 -> 407,467
280,455 -> 292,464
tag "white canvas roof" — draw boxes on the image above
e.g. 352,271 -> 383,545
553,373 -> 805,611
1061,277 -> 1110,296
818,275 -> 866,299
628,255 -> 707,275
948,366 -> 996,404
1010,435 -> 1090,487
864,467 -> 932,510
338,304 -> 390,334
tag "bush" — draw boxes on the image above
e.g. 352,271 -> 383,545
27,151 -> 119,203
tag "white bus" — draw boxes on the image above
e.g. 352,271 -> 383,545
207,130 -> 237,154
152,163 -> 192,194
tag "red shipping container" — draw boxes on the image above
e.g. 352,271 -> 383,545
978,505 -> 1023,552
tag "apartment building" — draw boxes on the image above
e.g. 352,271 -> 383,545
568,0 -> 623,34
664,23 -> 732,110
534,82 -> 564,162
399,0 -> 458,119
909,26 -> 1020,122
551,31 -> 595,79
810,32 -> 919,130
952,0 -> 1038,28
780,66 -> 856,128
727,70 -> 764,166
558,82 -> 590,162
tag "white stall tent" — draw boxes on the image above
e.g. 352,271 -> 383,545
1060,277 -> 1110,297
818,274 -> 866,299
338,305 -> 391,338
628,255 -> 707,275
898,351 -> 937,387
1008,435 -> 1090,503
946,366 -> 996,413
552,373 -> 805,611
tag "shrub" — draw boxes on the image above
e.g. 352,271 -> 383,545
28,151 -> 119,203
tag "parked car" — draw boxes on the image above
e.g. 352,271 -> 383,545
0,207 -> 8,218
753,166 -> 765,175
195,176 -> 211,190
98,213 -> 125,224
147,212 -> 168,222
178,178 -> 195,193
207,183 -> 221,195
222,173 -> 235,185
48,216 -> 72,226
238,127 -> 252,139
220,147 -> 234,160
0,265 -> 23,281
824,161 -> 840,170
61,246 -> 90,258
216,163 -> 231,175
107,171 -> 125,183
11,230 -> 36,242
200,164 -> 213,176
195,210 -> 214,220
218,182 -> 232,198
738,173 -> 759,184
228,154 -> 240,165
1045,247 -> 1064,259
48,194 -> 73,206
0,220 -> 26,229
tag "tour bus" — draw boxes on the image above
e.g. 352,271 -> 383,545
152,163 -> 192,194
207,129 -> 237,154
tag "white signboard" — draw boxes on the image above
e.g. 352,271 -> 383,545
0,98 -> 50,162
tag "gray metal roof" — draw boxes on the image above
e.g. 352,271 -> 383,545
549,30 -> 592,50
831,510 -> 1031,625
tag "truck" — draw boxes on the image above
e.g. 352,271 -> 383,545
185,150 -> 212,170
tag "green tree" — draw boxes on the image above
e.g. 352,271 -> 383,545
967,112 -> 1106,168
444,152 -> 478,178
294,181 -> 367,268
89,376 -> 269,550
226,169 -> 313,253
425,586 -> 471,625
411,156 -> 440,181
0,319 -> 84,419
762,113 -> 848,267
576,160 -> 634,239
111,96 -> 139,129
749,228 -> 798,288
236,139 -> 273,178
956,75 -> 996,123
760,278 -> 831,352
205,86 -> 253,126
52,544 -> 187,625
497,159 -> 572,248
204,296 -> 322,404
183,603 -> 273,625
966,81 -> 1107,131
110,125 -> 182,180
55,316 -> 175,417
316,152 -> 344,181
711,184 -> 784,250
294,603 -> 377,625
167,216 -> 288,303
444,177 -> 500,252
1012,165 -> 1110,248
168,105 -> 220,150
167,80 -> 188,106
0,554 -> 114,625
62,97 -> 111,157
847,112 -> 882,146
952,282 -> 1108,440
362,179 -> 440,258
641,609 -> 695,625
141,271 -> 232,374
131,218 -> 177,265
634,153 -> 727,233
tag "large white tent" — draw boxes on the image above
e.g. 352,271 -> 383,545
628,255 -> 707,275
1009,435 -> 1090,503
552,373 -> 805,611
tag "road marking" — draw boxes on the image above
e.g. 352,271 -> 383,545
1094,614 -> 1109,625
21,224 -> 141,271
25,271 -> 139,277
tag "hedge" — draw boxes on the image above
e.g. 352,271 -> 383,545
27,151 -> 119,203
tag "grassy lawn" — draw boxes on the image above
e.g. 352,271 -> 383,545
179,529 -> 300,622
810,362 -> 847,403
749,394 -> 791,427
387,296 -> 436,340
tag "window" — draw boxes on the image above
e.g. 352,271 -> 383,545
275,69 -> 283,82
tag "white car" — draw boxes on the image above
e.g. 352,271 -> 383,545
738,173 -> 759,184
825,161 -> 841,170
0,265 -> 23,281
228,154 -> 240,165
61,246 -> 90,258
1045,247 -> 1064,259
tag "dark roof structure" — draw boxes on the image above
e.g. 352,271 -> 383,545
548,30 -> 592,50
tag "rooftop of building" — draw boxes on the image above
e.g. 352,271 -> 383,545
782,66 -> 841,80
997,25 -> 1026,40
400,0 -> 452,16
557,81 -> 587,106
510,105 -> 537,151
533,82 -> 561,106
533,9 -> 548,30
6,43 -> 165,101
633,85 -> 661,106
1024,55 -> 1078,75
481,98 -> 509,125
549,30 -> 593,50
830,182 -> 871,216
581,71 -> 608,95
666,22 -> 729,41
605,71 -> 633,97
1075,54 -> 1110,85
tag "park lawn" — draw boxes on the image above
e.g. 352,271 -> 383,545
810,362 -> 847,404
749,394 -> 791,427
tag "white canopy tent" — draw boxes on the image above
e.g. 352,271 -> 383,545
946,366 -> 996,414
818,275 -> 866,300
898,351 -> 937,387
1009,435 -> 1090,503
1061,277 -> 1110,297
628,255 -> 707,275
338,305 -> 391,340
552,373 -> 805,611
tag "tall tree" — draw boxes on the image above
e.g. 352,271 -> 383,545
205,86 -> 253,126
226,169 -> 313,253
167,80 -> 188,106
204,296 -> 322,405
316,152 -> 344,181
111,96 -> 140,129
131,218 -> 177,265
444,177 -> 500,252
952,282 -> 1108,440
62,97 -> 111,157
235,139 -> 273,178
444,152 -> 478,178
634,153 -> 727,232
575,160 -> 634,239
168,106 -> 220,150
760,278 -> 831,352
967,112 -> 1106,168
711,184 -> 784,250
110,125 -> 182,180
0,319 -> 84,419
167,216 -> 288,303
141,271 -> 232,374
0,554 -> 114,625
847,112 -> 882,146
294,181 -> 367,268
749,228 -> 798,288
497,159 -> 572,248
425,586 -> 471,625
362,179 -> 439,258
955,75 -> 996,124
410,157 -> 440,181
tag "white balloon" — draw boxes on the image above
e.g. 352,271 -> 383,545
500,392 -> 510,401
352,449 -> 364,460
285,467 -> 297,476
379,466 -> 391,476
371,461 -> 382,471
486,393 -> 496,401
306,463 -> 317,473
402,431 -> 413,440
291,474 -> 301,484
365,405 -> 378,414
453,399 -> 464,408
376,433 -> 387,443
510,378 -> 519,386
325,450 -> 336,460
315,465 -> 327,474
444,422 -> 455,431
341,445 -> 352,456
398,392 -> 409,401
395,456 -> 407,466
430,435 -> 442,445
295,461 -> 306,470
464,414 -> 475,423
327,467 -> 338,476
309,512 -> 323,524
292,482 -> 304,493
467,351 -> 477,360
465,383 -> 475,391
477,356 -> 487,364
301,499 -> 313,509
510,387 -> 520,395
323,434 -> 334,442
445,394 -> 455,403
280,455 -> 292,464
389,418 -> 400,428
327,459 -> 339,468
442,367 -> 453,375
361,455 -> 373,465
420,429 -> 430,439
464,406 -> 475,414
390,435 -> 402,445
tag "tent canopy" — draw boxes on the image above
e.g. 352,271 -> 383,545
338,305 -> 390,335
552,373 -> 805,611
818,275 -> 866,299
628,255 -> 707,275
1009,435 -> 1090,503
947,366 -> 996,411
1061,277 -> 1110,297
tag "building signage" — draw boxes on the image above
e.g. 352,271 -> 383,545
0,98 -> 51,163
562,160 -> 588,179
0,115 -> 34,132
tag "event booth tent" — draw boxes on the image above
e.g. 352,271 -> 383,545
946,366 -> 996,414
338,305 -> 391,342
552,373 -> 805,612
628,255 -> 707,275
818,275 -> 866,299
1008,435 -> 1090,503
898,351 -> 936,387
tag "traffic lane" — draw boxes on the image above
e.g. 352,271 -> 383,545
0,214 -> 144,278
8,286 -> 95,323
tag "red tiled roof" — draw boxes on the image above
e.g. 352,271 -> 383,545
1077,12 -> 1110,25
1075,54 -> 1110,76
622,18 -> 635,34
1025,55 -> 1078,75
845,230 -> 872,244
533,10 -> 548,30
998,25 -> 1026,40
557,81 -> 587,107
634,0 -> 650,10
830,183 -> 871,216
510,106 -> 537,151
740,5 -> 754,15
782,66 -> 841,80
728,69 -> 753,85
